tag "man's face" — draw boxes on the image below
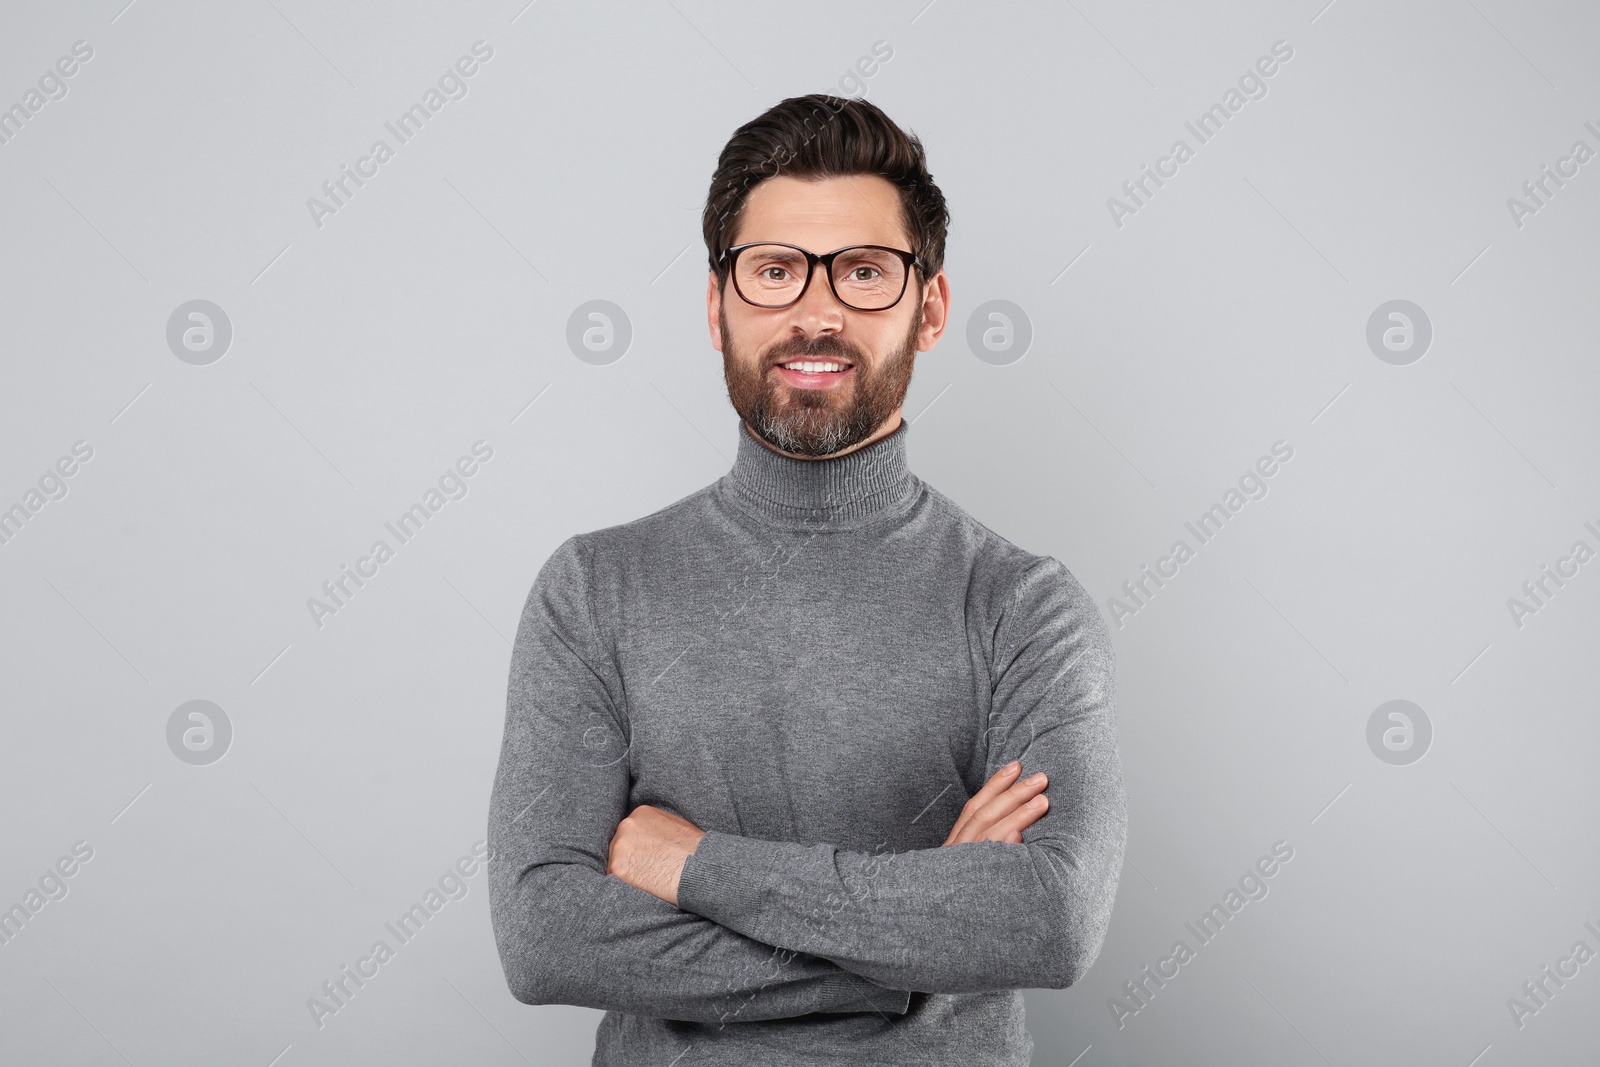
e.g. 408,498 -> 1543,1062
707,174 -> 948,458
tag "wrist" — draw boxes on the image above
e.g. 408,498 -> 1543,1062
669,829 -> 707,905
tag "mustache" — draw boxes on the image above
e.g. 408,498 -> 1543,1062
765,335 -> 863,367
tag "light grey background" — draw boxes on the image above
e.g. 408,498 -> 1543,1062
2,1 -> 1597,1064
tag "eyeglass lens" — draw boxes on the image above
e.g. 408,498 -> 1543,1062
733,245 -> 908,309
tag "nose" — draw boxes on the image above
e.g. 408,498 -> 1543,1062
786,264 -> 846,335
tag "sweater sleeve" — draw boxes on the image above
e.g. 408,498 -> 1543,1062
487,536 -> 914,1023
674,555 -> 1128,994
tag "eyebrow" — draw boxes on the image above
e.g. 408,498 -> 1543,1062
740,248 -> 807,264
742,244 -> 898,257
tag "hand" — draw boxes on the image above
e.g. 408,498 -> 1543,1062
942,761 -> 1049,846
607,804 -> 707,906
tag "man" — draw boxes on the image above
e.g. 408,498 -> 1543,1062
488,94 -> 1127,1066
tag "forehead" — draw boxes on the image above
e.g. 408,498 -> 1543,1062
732,174 -> 910,251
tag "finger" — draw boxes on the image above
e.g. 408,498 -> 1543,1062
947,774 -> 1027,844
987,793 -> 1049,842
946,761 -> 1022,841
965,797 -> 1046,846
965,772 -> 1048,838
949,774 -> 1049,846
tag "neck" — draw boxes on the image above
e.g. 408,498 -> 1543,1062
720,416 -> 917,527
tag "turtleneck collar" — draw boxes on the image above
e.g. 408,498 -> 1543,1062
717,417 -> 920,528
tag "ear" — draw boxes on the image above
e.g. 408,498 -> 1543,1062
706,271 -> 724,352
915,269 -> 950,352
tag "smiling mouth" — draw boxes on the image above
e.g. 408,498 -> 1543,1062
775,359 -> 852,374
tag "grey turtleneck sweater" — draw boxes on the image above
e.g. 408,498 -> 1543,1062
487,417 -> 1127,1066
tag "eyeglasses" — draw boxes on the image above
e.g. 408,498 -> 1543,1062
720,242 -> 926,312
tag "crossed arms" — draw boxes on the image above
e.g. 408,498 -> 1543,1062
604,757 -> 1055,906
486,537 -> 1128,1025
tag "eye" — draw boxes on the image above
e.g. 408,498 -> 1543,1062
762,266 -> 790,281
850,266 -> 882,281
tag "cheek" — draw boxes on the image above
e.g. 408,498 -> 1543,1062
731,320 -> 788,362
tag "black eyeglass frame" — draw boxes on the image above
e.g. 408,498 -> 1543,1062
719,242 -> 928,312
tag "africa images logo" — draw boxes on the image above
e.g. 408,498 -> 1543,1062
305,41 -> 494,229
1106,40 -> 1294,229
306,441 -> 494,629
1108,840 -> 1295,1029
1105,441 -> 1294,628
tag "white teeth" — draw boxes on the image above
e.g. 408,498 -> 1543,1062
782,361 -> 847,373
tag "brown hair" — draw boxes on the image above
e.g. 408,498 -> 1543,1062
702,94 -> 949,283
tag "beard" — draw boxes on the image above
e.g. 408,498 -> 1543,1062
720,299 -> 921,458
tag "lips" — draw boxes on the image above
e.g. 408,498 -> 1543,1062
772,358 -> 855,390
775,359 -> 852,373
